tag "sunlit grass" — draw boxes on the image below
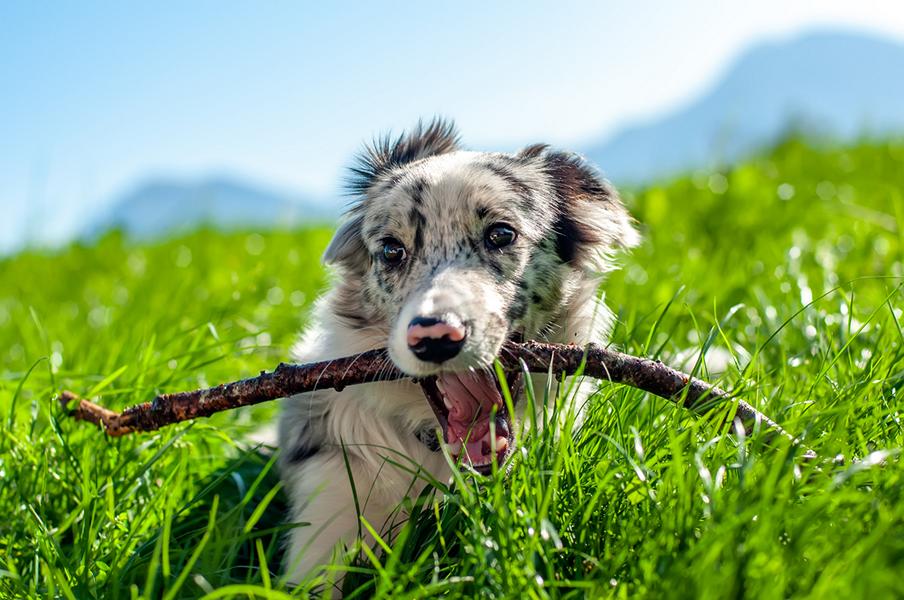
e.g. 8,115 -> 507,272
1,138 -> 903,598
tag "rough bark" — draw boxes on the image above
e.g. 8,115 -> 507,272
59,341 -> 811,455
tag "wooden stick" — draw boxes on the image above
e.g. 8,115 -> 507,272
58,341 -> 812,456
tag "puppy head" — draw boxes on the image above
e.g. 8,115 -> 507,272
324,118 -> 639,377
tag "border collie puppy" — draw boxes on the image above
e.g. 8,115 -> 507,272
278,118 -> 638,583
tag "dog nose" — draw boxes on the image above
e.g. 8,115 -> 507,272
406,317 -> 467,363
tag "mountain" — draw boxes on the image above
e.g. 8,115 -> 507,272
584,30 -> 904,184
88,30 -> 904,240
86,176 -> 338,239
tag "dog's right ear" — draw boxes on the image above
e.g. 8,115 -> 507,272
520,145 -> 639,273
322,213 -> 367,268
347,117 -> 460,194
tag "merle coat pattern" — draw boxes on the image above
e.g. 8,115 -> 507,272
278,119 -> 638,584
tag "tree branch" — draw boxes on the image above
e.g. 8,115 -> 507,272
58,341 -> 812,455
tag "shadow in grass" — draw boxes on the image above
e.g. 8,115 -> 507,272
115,447 -> 298,598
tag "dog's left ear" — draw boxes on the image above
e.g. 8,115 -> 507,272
525,146 -> 640,272
322,213 -> 367,269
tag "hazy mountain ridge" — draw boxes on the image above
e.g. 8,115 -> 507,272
584,30 -> 904,183
86,176 -> 337,239
89,30 -> 904,238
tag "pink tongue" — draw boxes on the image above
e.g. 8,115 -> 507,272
436,372 -> 504,460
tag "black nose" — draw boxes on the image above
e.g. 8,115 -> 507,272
406,316 -> 467,363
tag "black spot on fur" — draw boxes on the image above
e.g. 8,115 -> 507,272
408,206 -> 425,228
483,162 -> 531,197
409,207 -> 426,251
476,205 -> 490,220
415,428 -> 441,452
542,150 -> 614,264
414,228 -> 424,255
346,118 -> 460,195
531,293 -> 543,305
553,212 -> 590,264
287,421 -> 325,464
507,298 -> 527,321
288,441 -> 321,463
409,178 -> 427,205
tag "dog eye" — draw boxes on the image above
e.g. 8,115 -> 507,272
381,238 -> 407,265
485,223 -> 517,249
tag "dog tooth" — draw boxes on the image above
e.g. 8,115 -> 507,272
494,436 -> 509,453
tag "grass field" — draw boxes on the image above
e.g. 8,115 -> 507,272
1,138 -> 903,599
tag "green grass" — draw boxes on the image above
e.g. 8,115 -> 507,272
1,137 -> 903,598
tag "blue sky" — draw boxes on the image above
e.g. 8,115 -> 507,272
2,1 -> 904,251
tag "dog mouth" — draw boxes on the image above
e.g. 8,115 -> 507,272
419,370 -> 522,475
